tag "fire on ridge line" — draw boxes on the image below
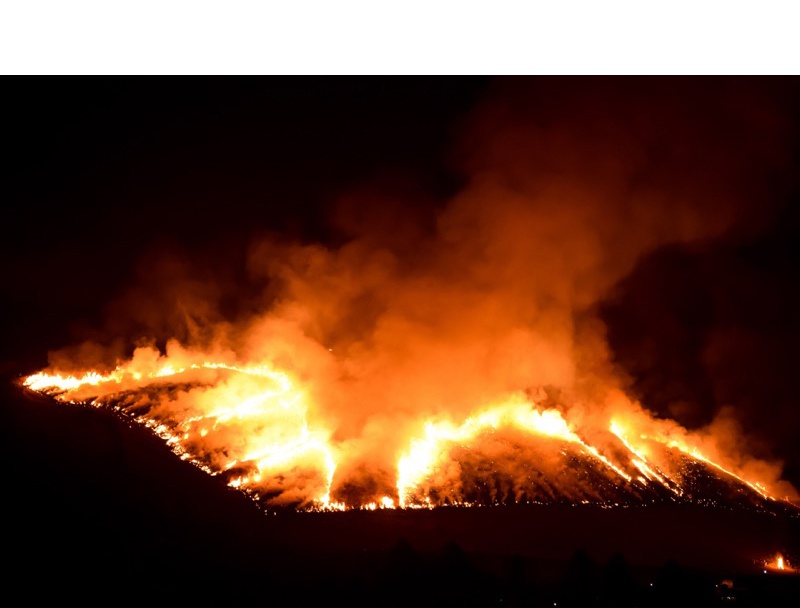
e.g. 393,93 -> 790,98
22,343 -> 786,512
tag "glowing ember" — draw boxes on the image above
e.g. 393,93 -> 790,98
13,78 -> 800,522
24,343 -> 337,509
763,553 -> 796,573
21,343 -> 795,511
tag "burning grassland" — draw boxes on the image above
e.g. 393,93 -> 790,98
22,345 -> 796,513
17,80 -> 799,518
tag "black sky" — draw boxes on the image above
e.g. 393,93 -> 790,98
2,79 -> 490,366
3,76 -> 800,492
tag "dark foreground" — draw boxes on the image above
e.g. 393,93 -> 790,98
3,377 -> 799,606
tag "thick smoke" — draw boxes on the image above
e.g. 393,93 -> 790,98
41,79 -> 798,504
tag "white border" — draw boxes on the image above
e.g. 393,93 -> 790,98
1,1 -> 797,75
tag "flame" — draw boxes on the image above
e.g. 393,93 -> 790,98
397,396 -> 631,508
21,346 -> 792,511
17,79 -> 799,516
763,553 -> 795,573
24,343 -> 337,509
609,417 -> 773,501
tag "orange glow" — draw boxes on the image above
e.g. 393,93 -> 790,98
22,347 -> 795,511
763,553 -> 795,573
17,79 -> 800,518
397,396 -> 633,508
24,343 -> 337,509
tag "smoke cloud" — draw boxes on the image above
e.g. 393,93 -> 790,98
37,79 -> 798,506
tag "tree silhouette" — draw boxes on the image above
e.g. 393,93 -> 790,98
601,551 -> 638,607
559,548 -> 598,607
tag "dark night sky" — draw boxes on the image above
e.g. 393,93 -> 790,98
1,79 -> 490,366
3,78 -> 800,502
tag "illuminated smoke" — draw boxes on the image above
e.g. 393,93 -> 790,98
23,80 -> 798,510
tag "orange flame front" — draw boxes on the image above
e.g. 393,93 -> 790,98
22,342 -> 793,511
17,79 -> 800,516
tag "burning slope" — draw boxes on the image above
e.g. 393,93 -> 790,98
25,345 -> 336,509
22,345 -> 792,512
18,81 -> 799,515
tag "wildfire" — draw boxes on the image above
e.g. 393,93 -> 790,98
24,343 -> 337,509
763,553 -> 796,573
21,341 -> 791,512
15,77 -> 800,522
397,396 -> 632,508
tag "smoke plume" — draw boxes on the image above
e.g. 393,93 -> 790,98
34,79 -> 798,506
